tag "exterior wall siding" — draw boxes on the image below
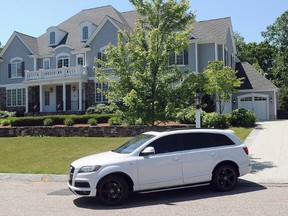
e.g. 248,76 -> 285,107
86,21 -> 119,78
198,43 -> 215,72
0,36 -> 34,85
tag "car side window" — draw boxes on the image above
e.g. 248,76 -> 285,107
210,134 -> 235,146
148,134 -> 180,154
181,133 -> 235,150
181,133 -> 214,150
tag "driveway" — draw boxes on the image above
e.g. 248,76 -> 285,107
241,120 -> 288,184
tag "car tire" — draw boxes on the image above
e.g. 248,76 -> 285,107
212,164 -> 238,192
97,175 -> 129,205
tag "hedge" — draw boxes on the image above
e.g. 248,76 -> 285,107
9,114 -> 116,127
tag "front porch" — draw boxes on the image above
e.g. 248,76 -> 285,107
24,66 -> 89,113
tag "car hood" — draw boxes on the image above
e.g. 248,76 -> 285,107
71,151 -> 129,168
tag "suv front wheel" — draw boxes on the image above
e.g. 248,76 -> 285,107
212,164 -> 238,192
97,175 -> 129,205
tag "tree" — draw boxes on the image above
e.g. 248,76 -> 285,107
234,32 -> 276,78
262,10 -> 288,110
97,0 -> 195,126
203,61 -> 243,114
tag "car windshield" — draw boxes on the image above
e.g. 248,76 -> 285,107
113,134 -> 155,154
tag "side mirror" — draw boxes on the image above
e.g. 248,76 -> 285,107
140,146 -> 155,156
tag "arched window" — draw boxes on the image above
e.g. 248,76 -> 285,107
57,54 -> 70,68
82,26 -> 89,40
50,32 -> 56,45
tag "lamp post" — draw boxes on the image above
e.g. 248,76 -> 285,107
195,89 -> 201,128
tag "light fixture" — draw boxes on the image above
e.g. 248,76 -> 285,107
72,86 -> 76,91
233,99 -> 236,104
270,97 -> 273,103
49,87 -> 53,93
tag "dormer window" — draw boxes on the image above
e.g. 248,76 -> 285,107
50,32 -> 56,45
79,21 -> 97,42
82,26 -> 89,41
46,26 -> 67,46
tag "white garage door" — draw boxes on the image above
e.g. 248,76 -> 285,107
239,96 -> 268,121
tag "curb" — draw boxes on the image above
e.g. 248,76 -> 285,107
0,173 -> 67,182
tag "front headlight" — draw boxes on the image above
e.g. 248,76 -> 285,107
79,165 -> 101,173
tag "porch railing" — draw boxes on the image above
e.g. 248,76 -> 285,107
25,66 -> 87,81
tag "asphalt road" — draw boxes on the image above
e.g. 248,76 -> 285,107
1,179 -> 288,216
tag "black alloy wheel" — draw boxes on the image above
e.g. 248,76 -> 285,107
212,164 -> 238,192
97,175 -> 129,205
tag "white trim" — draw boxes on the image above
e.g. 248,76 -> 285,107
10,57 -> 23,63
274,90 -> 277,118
215,43 -> 218,60
195,43 -> 198,73
52,44 -> 73,52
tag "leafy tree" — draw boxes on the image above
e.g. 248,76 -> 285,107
97,0 -> 195,126
203,61 -> 243,114
0,41 -> 3,53
262,10 -> 288,109
234,32 -> 276,78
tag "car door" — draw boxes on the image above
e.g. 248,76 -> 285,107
181,133 -> 221,184
137,134 -> 183,190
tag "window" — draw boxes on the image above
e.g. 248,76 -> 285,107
9,58 -> 24,78
77,55 -> 84,66
6,88 -> 26,107
50,32 -> 56,45
44,91 -> 50,106
82,26 -> 89,40
95,83 -> 108,102
43,59 -> 50,70
148,135 -> 180,154
57,55 -> 69,68
241,97 -> 252,102
97,52 -> 107,68
168,50 -> 188,66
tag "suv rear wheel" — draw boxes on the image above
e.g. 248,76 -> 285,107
97,175 -> 129,205
212,164 -> 238,192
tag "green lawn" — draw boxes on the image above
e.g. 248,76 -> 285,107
0,127 -> 253,174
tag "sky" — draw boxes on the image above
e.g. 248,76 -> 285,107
0,0 -> 287,47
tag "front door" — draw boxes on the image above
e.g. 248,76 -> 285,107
56,86 -> 63,111
28,86 -> 40,112
66,85 -> 71,111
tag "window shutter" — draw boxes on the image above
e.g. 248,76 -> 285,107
21,62 -> 25,77
184,50 -> 188,65
8,63 -> 11,78
97,52 -> 102,68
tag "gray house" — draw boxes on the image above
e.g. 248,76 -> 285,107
0,5 -> 278,120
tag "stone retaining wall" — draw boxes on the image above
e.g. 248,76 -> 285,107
0,125 -> 194,137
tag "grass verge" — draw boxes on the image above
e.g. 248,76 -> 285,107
0,127 -> 253,174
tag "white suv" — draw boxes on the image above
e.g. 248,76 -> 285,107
68,129 -> 251,205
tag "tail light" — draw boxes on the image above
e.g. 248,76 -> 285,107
243,147 -> 249,155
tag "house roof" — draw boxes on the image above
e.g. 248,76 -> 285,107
192,17 -> 232,42
236,62 -> 278,91
1,5 -> 235,57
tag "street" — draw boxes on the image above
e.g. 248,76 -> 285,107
1,179 -> 288,216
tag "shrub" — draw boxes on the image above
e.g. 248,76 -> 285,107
108,117 -> 122,125
203,112 -> 230,129
0,110 -> 15,119
1,119 -> 11,126
86,104 -> 117,114
230,108 -> 257,127
43,118 -> 54,126
88,118 -> 97,126
176,107 -> 206,125
64,118 -> 74,126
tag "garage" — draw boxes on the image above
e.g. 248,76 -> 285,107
238,94 -> 268,121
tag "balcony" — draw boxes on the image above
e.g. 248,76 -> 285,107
25,66 -> 87,82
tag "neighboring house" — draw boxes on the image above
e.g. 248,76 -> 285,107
0,5 -> 277,120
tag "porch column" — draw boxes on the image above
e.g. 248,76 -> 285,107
63,83 -> 66,112
195,43 -> 198,73
25,86 -> 29,113
39,85 -> 43,112
79,81 -> 83,111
